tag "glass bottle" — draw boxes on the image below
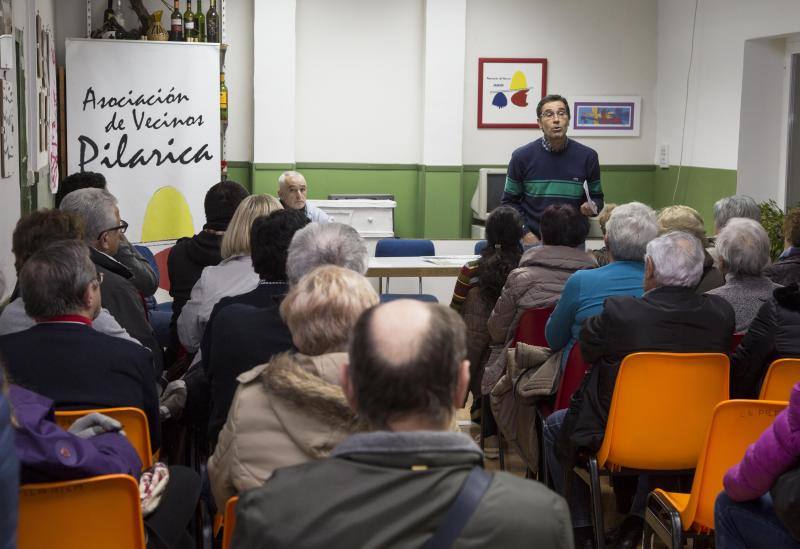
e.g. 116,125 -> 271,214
220,73 -> 228,121
183,0 -> 195,42
195,0 -> 206,42
169,0 -> 183,41
206,0 -> 219,43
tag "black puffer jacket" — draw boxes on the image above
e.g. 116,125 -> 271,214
764,254 -> 800,287
731,283 -> 800,398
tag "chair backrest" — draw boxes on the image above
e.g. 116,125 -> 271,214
222,496 -> 240,549
375,238 -> 435,257
759,358 -> 800,401
597,352 -> 730,470
679,399 -> 788,531
380,293 -> 439,303
553,344 -> 591,412
512,306 -> 554,347
474,240 -> 488,255
133,245 -> 160,280
55,408 -> 153,469
18,474 -> 145,549
730,332 -> 744,353
154,246 -> 173,292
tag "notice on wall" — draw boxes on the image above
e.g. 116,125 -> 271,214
66,39 -> 221,242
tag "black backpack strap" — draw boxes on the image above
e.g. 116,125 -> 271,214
422,467 -> 493,549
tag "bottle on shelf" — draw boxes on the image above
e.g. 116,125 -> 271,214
220,72 -> 228,122
195,0 -> 206,42
206,0 -> 219,43
103,0 -> 115,25
169,0 -> 183,41
184,0 -> 196,42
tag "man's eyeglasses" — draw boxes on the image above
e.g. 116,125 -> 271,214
97,220 -> 128,240
540,110 -> 568,120
95,272 -> 104,285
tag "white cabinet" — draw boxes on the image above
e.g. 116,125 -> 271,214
308,199 -> 396,239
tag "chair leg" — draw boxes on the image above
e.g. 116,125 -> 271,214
668,510 -> 683,549
587,456 -> 606,549
417,276 -> 422,294
498,434 -> 506,470
479,397 -> 487,450
641,521 -> 655,549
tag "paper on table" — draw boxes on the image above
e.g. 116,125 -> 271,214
582,180 -> 598,215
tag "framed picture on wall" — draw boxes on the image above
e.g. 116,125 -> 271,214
569,95 -> 641,137
478,58 -> 547,129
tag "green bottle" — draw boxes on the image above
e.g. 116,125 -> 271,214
183,0 -> 195,42
195,0 -> 206,42
206,0 -> 219,43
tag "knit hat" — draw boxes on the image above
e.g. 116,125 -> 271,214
203,181 -> 249,231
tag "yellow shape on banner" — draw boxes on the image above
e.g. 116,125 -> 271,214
510,70 -> 528,90
141,186 -> 194,242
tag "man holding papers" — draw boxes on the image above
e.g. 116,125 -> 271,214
502,94 -> 604,246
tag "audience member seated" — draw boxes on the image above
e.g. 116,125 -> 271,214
0,240 -> 161,450
167,180 -> 249,353
764,207 -> 800,286
730,282 -> 800,398
231,300 -> 573,548
543,231 -> 735,548
715,382 -> 800,548
208,266 -> 379,512
591,203 -> 617,267
708,217 -> 780,332
713,194 -> 761,234
486,204 -> 596,390
60,188 -> 163,373
657,204 -> 724,293
8,376 -> 200,549
56,171 -> 158,298
0,295 -> 16,549
545,202 -> 659,361
177,194 -> 281,354
276,170 -> 331,223
449,206 -> 522,418
0,209 -> 137,344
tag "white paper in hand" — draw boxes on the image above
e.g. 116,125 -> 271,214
582,180 -> 598,215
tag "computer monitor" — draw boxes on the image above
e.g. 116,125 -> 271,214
470,168 -> 507,222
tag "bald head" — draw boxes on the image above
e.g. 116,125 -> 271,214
347,300 -> 468,430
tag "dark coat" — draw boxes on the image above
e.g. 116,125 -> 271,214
730,283 -> 800,398
0,371 -> 17,549
10,384 -> 141,483
557,286 -> 735,460
232,431 -> 573,549
167,231 -> 224,346
764,252 -> 800,287
0,322 -> 161,450
91,248 -> 163,374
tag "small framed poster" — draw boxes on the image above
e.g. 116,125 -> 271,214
569,96 -> 641,137
478,58 -> 547,129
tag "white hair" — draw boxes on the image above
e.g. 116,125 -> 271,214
713,195 -> 760,230
286,223 -> 368,285
715,217 -> 770,276
278,170 -> 305,188
605,202 -> 659,262
59,187 -> 118,242
646,231 -> 705,288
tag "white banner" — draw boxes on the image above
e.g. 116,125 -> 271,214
66,39 -> 221,242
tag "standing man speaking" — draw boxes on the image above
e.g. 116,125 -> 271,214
502,94 -> 604,246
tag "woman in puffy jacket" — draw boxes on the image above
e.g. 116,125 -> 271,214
715,382 -> 800,547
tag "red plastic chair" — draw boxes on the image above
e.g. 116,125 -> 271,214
554,345 -> 592,412
154,246 -> 173,292
511,306 -> 554,348
730,332 -> 744,353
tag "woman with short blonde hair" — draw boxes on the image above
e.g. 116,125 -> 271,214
178,194 -> 282,352
208,266 -> 378,511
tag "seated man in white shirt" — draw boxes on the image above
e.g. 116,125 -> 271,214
277,170 -> 332,223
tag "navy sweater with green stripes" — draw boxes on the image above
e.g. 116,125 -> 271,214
501,137 -> 603,237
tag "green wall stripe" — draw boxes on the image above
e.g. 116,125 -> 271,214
253,163 -> 295,170
226,160 -> 252,168
296,162 -> 421,171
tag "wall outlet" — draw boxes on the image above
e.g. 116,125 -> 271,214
658,144 -> 670,169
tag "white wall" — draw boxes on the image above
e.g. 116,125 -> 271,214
294,0 -> 424,163
462,0 -> 658,166
657,0 -> 800,172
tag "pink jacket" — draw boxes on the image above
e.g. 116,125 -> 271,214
723,382 -> 800,501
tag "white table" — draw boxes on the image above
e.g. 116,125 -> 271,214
367,255 -> 478,293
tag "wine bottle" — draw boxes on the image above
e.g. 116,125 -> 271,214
184,0 -> 196,42
103,0 -> 115,24
195,0 -> 206,42
99,0 -> 120,39
169,0 -> 183,41
206,0 -> 219,43
220,73 -> 228,121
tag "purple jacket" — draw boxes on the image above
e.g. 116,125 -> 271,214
723,382 -> 800,501
10,384 -> 142,484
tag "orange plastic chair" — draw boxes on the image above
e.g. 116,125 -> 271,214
222,496 -> 240,549
55,407 -> 153,469
759,358 -> 800,401
643,399 -> 788,549
567,352 -> 730,549
18,474 -> 145,549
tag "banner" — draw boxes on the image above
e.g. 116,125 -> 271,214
66,39 -> 221,242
